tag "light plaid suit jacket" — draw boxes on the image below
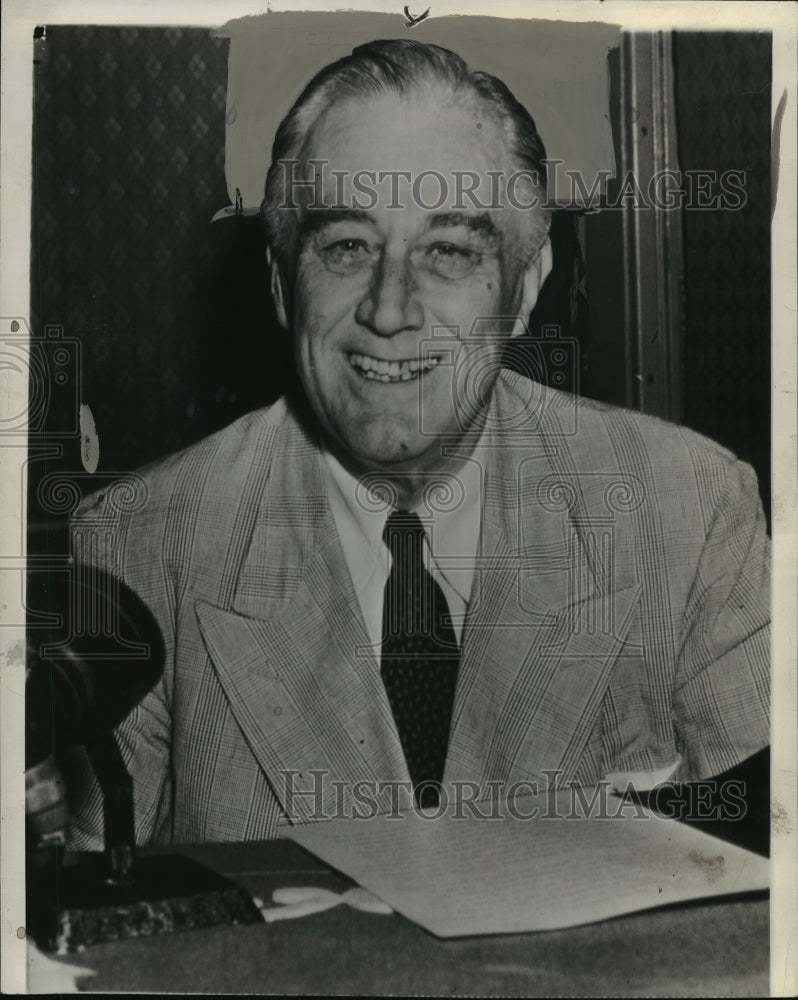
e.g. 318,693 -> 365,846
68,371 -> 770,846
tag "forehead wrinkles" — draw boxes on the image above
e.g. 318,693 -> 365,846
301,88 -> 505,171
281,91 -> 546,260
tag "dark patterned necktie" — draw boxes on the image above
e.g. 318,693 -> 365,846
381,509 -> 461,808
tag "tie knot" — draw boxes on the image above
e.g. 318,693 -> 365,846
383,509 -> 426,558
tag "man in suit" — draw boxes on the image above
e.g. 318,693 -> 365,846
68,39 -> 769,846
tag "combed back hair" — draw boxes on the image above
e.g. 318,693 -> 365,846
262,38 -> 550,268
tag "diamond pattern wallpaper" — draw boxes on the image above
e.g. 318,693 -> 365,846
31,26 -> 255,477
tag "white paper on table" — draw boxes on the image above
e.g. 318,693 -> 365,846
286,786 -> 769,938
27,941 -> 96,993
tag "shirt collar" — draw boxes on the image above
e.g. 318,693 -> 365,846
420,452 -> 482,605
322,446 -> 388,549
321,438 -> 484,606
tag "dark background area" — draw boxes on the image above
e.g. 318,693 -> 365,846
28,27 -> 771,536
674,32 -> 771,515
581,33 -> 771,522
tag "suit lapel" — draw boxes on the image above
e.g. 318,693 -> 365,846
195,379 -> 644,813
446,379 -> 643,789
196,409 -> 409,822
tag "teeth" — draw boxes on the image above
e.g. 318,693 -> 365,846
347,352 -> 440,382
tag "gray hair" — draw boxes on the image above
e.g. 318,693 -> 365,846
262,38 -> 550,267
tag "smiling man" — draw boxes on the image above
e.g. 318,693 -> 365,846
68,39 -> 769,845
263,52 -> 552,501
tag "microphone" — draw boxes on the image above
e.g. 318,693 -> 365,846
26,539 -> 263,955
25,560 -> 165,847
26,563 -> 165,768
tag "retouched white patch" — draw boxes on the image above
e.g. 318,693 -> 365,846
79,403 -> 100,474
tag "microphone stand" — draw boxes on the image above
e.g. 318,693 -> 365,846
27,731 -> 265,955
84,732 -> 135,883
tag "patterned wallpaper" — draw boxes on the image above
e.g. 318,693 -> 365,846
30,25 -> 276,479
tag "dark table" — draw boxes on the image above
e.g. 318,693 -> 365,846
38,839 -> 768,996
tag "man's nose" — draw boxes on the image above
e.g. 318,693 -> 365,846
355,255 -> 423,337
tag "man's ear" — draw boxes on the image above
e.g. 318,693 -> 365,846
266,244 -> 290,330
511,236 -> 554,338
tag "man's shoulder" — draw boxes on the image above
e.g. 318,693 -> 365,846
146,396 -> 289,476
496,369 -> 742,475
75,397 -> 291,525
494,371 -> 765,536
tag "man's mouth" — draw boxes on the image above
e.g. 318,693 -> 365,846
346,352 -> 441,383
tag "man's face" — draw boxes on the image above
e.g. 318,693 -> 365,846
272,92 -> 551,477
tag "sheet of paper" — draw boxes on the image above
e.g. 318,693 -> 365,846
286,787 -> 769,938
27,941 -> 96,993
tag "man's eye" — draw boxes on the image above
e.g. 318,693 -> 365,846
421,242 -> 480,280
431,243 -> 465,256
318,238 -> 374,272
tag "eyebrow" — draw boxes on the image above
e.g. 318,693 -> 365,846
427,212 -> 499,239
296,208 -> 501,244
298,208 -> 374,240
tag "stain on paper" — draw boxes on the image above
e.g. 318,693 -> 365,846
688,849 -> 725,885
771,800 -> 791,836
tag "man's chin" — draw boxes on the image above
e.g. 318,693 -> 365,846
349,443 -> 432,474
333,430 -> 443,477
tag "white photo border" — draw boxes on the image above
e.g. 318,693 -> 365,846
1,2 -> 795,994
